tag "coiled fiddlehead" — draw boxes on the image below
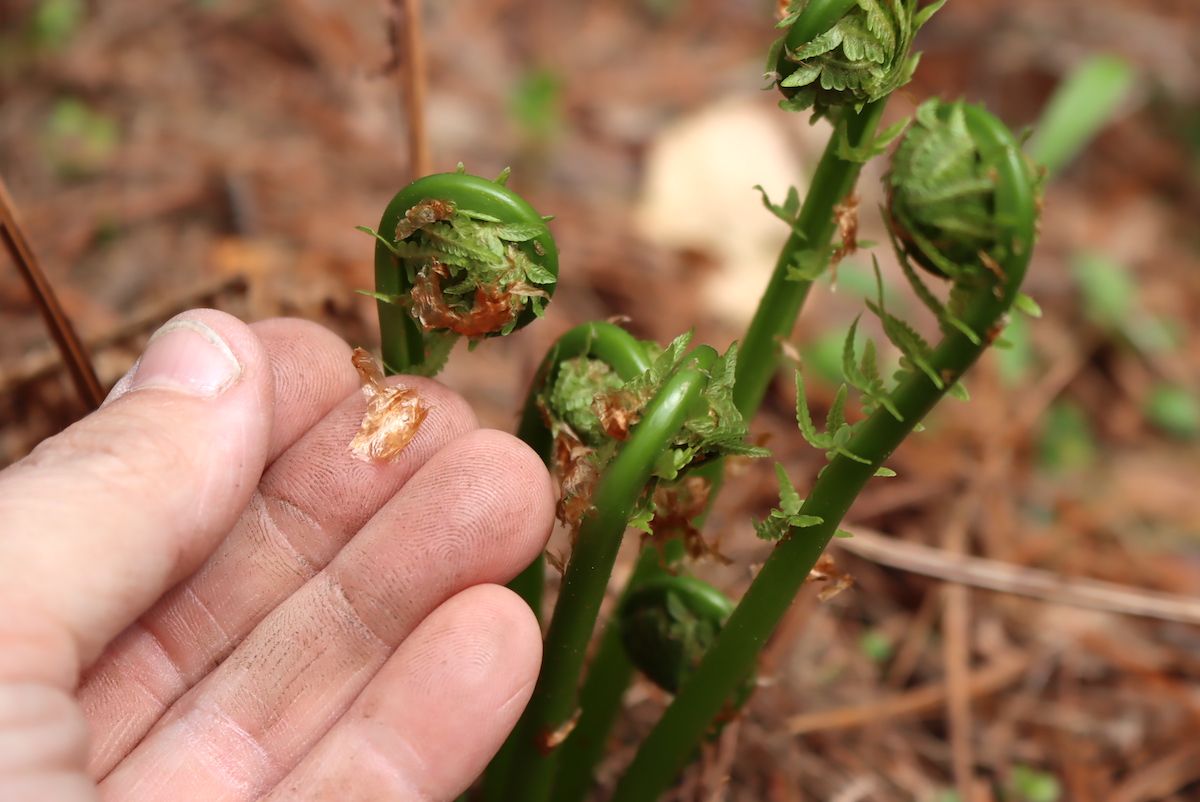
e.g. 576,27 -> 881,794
619,575 -> 755,718
360,166 -> 557,376
770,0 -> 946,119
887,98 -> 1043,280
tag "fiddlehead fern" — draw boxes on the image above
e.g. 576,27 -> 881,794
770,0 -> 947,120
497,330 -> 767,802
887,98 -> 1043,281
360,166 -> 557,376
619,575 -> 756,719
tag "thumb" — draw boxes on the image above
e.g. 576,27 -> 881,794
0,309 -> 275,690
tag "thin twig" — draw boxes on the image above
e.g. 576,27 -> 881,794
0,274 -> 248,396
787,654 -> 1029,735
940,497 -> 976,802
0,173 -> 104,410
835,526 -> 1200,626
393,0 -> 430,177
1108,742 -> 1200,802
884,587 -> 940,690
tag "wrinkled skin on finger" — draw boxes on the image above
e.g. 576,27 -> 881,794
0,312 -> 555,802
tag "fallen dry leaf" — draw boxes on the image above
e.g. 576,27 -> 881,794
349,347 -> 431,462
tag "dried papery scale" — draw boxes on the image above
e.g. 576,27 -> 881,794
552,428 -> 599,535
538,354 -> 626,532
643,476 -> 731,567
593,388 -> 644,442
828,190 -> 862,285
348,348 -> 430,462
362,167 -> 558,376
806,552 -> 855,602
407,257 -> 548,339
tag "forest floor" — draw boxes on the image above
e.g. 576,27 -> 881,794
3,0 -> 1200,799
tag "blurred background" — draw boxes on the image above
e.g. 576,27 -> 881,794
2,0 -> 1200,799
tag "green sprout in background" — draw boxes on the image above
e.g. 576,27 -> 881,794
511,66 -> 564,145
1026,54 -> 1136,178
41,97 -> 119,179
30,0 -> 85,52
1008,764 -> 1064,802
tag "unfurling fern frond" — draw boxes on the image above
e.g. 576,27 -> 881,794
771,0 -> 948,119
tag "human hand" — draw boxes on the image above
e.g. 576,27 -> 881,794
0,310 -> 555,801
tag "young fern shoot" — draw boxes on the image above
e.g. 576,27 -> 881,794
769,0 -> 948,120
496,327 -> 767,802
361,165 -> 558,376
362,2 -> 1060,797
613,99 -> 1043,802
735,0 -> 949,422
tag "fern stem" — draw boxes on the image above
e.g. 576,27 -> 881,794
612,103 -> 1038,802
548,544 -> 672,802
500,346 -> 718,802
483,323 -> 651,801
481,323 -> 652,802
732,98 -> 887,419
374,252 -> 426,376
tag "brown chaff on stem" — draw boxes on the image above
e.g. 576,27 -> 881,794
644,476 -> 732,567
552,428 -> 598,537
593,387 -> 643,441
394,198 -> 455,240
829,191 -> 861,286
805,552 -> 854,602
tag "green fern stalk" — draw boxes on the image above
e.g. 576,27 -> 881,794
612,103 -> 1038,802
499,346 -> 719,802
545,9 -> 937,795
732,97 -> 886,418
548,545 -> 665,802
481,322 -> 653,800
549,13 -> 938,788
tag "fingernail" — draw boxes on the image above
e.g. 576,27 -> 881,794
130,318 -> 242,397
